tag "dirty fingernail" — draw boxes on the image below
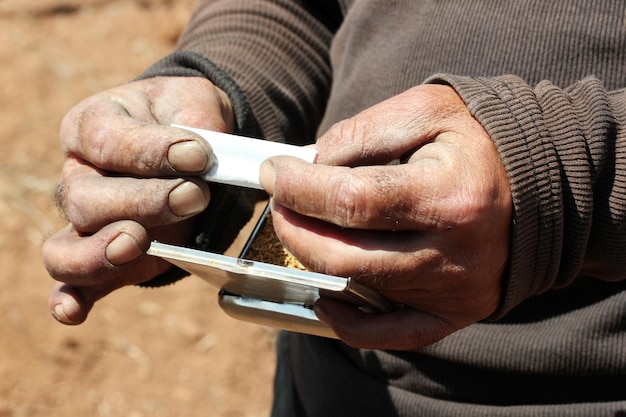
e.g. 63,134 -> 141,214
105,232 -> 143,266
168,181 -> 209,217
168,141 -> 210,173
259,158 -> 276,196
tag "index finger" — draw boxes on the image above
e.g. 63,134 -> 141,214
61,99 -> 214,176
260,153 -> 451,231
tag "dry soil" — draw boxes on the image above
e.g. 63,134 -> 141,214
0,1 -> 277,416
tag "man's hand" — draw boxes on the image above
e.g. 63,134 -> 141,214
42,76 -> 234,325
260,84 -> 512,350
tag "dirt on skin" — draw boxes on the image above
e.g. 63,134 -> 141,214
0,1 -> 278,416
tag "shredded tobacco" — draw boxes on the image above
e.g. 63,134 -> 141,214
245,213 -> 306,270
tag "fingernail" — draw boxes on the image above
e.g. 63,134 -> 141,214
168,141 -> 210,173
168,181 -> 209,217
259,158 -> 276,196
105,232 -> 143,266
51,301 -> 79,325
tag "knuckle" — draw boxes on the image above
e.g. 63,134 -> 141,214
61,97 -> 105,154
59,107 -> 86,155
63,107 -> 109,165
331,168 -> 410,229
341,117 -> 367,157
318,120 -> 343,145
329,175 -> 367,228
41,238 -> 61,279
60,186 -> 91,231
57,175 -> 105,232
41,232 -> 98,284
56,164 -> 96,230
317,118 -> 366,165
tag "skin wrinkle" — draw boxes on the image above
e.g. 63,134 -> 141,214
334,169 -> 407,229
340,235 -> 442,291
329,171 -> 362,228
394,249 -> 446,291
405,147 -> 451,229
325,116 -> 387,166
140,83 -> 162,124
104,88 -> 173,174
127,89 -> 167,173
372,170 -> 409,227
137,132 -> 171,173
59,162 -> 96,232
349,117 -> 368,163
105,92 -> 133,119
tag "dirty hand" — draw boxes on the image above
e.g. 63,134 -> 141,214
42,77 -> 233,325
260,84 -> 512,351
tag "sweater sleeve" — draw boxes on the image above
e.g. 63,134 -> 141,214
142,0 -> 338,145
427,74 -> 626,318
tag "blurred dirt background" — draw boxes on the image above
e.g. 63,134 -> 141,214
0,1 -> 277,416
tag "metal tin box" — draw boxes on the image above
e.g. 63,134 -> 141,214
147,126 -> 392,338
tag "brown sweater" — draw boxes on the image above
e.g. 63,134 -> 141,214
142,0 -> 626,415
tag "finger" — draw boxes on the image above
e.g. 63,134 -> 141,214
42,221 -> 170,286
48,282 -> 98,325
315,84 -> 468,166
314,298 -> 460,350
271,201 -> 507,300
268,202 -> 446,290
61,77 -> 233,177
260,154 -> 451,231
59,161 -> 210,233
62,102 -> 214,176
48,273 -> 146,325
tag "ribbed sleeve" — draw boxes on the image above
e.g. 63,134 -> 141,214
172,0 -> 336,144
426,75 -> 626,317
